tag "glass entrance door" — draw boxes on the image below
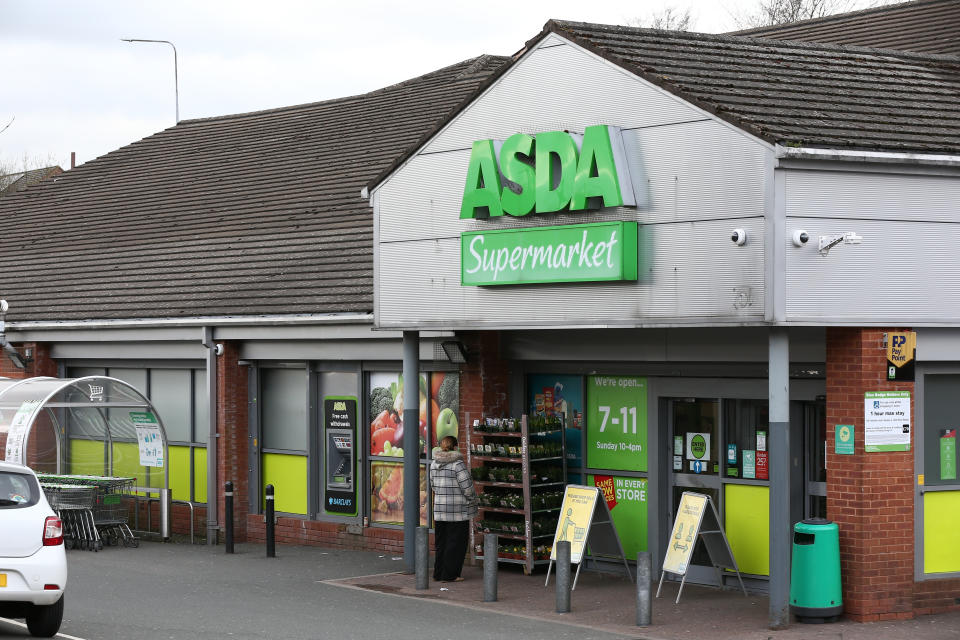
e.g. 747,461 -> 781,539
804,400 -> 827,519
667,398 -> 722,585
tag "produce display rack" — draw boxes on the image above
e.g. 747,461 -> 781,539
468,414 -> 566,575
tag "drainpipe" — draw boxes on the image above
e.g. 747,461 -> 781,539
202,327 -> 219,545
0,300 -> 27,369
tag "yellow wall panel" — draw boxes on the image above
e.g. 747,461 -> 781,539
724,484 -> 770,576
168,446 -> 190,502
262,452 -> 307,515
69,439 -> 104,476
924,491 -> 960,574
193,447 -> 207,504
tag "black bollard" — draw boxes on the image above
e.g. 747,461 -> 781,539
225,481 -> 235,554
265,484 -> 275,558
556,540 -> 571,613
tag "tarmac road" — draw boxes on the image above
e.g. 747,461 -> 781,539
0,542 -> 632,640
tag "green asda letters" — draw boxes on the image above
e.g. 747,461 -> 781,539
460,125 -> 631,219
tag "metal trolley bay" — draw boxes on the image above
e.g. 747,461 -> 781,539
39,474 -> 139,550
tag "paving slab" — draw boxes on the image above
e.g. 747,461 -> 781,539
328,563 -> 960,640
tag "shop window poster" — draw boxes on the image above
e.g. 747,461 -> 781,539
589,474 -> 647,561
369,461 -> 427,526
369,372 -> 460,458
586,375 -> 648,472
528,374 -> 583,469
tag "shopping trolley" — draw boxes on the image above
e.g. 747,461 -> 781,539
39,474 -> 139,548
41,483 -> 101,551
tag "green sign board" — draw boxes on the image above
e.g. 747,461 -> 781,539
941,430 -> 957,481
461,221 -> 637,286
586,375 -> 647,471
588,475 -> 647,559
835,424 -> 855,455
460,125 -> 636,219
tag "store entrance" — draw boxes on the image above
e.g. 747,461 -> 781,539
667,398 -> 722,585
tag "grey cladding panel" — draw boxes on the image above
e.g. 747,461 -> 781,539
379,121 -> 771,245
785,217 -> 960,322
422,39 -> 703,155
377,218 -> 765,327
785,170 -> 960,222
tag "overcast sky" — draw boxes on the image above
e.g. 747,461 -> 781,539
2,0 -> 876,171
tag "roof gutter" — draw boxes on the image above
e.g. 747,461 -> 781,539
775,145 -> 960,168
4,312 -> 374,331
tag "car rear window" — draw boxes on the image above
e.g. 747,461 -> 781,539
0,471 -> 40,508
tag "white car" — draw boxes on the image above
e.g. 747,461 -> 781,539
0,460 -> 67,637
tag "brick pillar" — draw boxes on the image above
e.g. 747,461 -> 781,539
459,331 -> 510,440
826,327 -> 915,622
217,341 -> 249,541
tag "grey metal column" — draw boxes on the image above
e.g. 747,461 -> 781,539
202,327 -> 219,546
769,327 -> 790,629
402,331 -> 420,573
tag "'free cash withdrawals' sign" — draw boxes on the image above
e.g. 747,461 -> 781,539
864,391 -> 911,452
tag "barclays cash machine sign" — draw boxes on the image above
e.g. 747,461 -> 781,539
459,125 -> 641,286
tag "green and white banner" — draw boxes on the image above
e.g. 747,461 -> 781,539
586,375 -> 647,471
461,221 -> 637,286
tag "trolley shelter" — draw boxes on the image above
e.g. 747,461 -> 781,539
0,376 -> 172,538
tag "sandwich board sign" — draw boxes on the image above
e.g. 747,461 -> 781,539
544,485 -> 632,590
656,491 -> 747,603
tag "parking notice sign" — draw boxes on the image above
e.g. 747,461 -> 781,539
864,391 -> 911,452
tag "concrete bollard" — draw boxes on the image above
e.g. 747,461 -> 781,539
636,551 -> 652,627
415,526 -> 429,590
265,484 -> 275,558
556,540 -> 571,613
225,481 -> 234,554
483,533 -> 498,602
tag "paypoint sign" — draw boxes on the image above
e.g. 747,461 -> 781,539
460,125 -> 640,286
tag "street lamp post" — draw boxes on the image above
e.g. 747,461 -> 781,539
121,38 -> 179,123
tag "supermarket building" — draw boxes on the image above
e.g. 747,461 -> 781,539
2,4 -> 960,627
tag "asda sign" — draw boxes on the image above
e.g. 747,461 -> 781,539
459,125 -> 640,286
462,221 -> 637,286
460,125 -> 637,219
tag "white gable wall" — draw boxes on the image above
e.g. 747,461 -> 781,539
374,35 -> 773,329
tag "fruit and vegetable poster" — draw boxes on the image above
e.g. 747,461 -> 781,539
368,372 -> 459,458
589,474 -> 647,560
369,462 -> 427,526
528,374 -> 583,470
586,376 -> 647,472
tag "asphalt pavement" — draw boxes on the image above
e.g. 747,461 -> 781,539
0,542 -> 631,640
2,541 -> 959,640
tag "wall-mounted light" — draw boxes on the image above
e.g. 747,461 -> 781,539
441,341 -> 468,364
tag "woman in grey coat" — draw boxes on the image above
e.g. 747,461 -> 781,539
429,435 -> 478,582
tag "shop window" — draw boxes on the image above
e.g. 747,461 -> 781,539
922,375 -> 960,487
261,368 -> 307,452
528,374 -> 584,473
193,370 -> 208,444
369,462 -> 427,525
366,371 -> 458,526
66,366 -> 207,504
723,400 -> 769,480
149,369 -> 191,443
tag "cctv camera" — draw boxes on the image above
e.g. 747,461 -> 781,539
731,229 -> 747,246
792,230 -> 809,247
0,300 -> 7,313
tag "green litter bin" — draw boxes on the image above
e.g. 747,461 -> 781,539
790,518 -> 843,623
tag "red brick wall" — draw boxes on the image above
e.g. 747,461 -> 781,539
1,343 -> 57,461
246,514 -> 417,555
217,342 -> 249,541
824,328 -> 960,621
460,331 -> 510,434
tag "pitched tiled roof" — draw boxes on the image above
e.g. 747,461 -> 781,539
0,55 -> 507,322
0,166 -> 62,198
730,0 -> 960,55
541,20 -> 960,154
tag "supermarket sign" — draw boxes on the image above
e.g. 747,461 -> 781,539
461,221 -> 637,286
460,125 -> 637,219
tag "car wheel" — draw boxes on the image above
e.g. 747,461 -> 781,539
25,595 -> 63,638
